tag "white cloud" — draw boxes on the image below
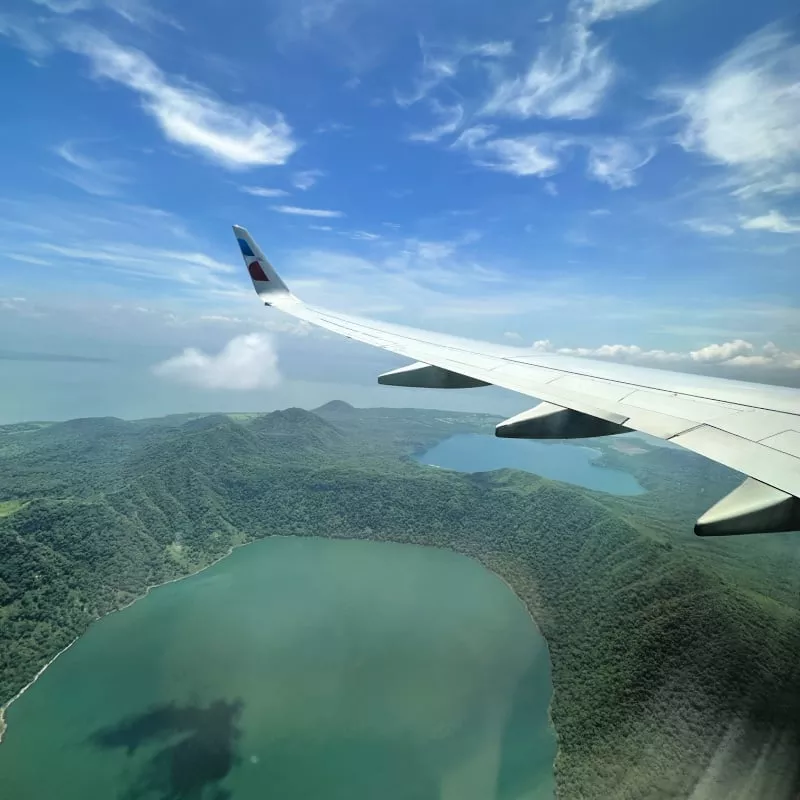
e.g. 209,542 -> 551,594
30,0 -> 92,10
271,205 -> 344,218
666,26 -> 800,196
152,333 -> 281,390
31,0 -> 180,27
29,0 -> 174,24
309,224 -> 334,231
544,181 -> 558,197
396,37 -> 513,107
4,253 -> 53,265
455,128 -> 565,177
53,140 -> 129,197
482,137 -> 563,176
585,139 -> 655,188
588,208 -> 610,216
457,129 -> 653,187
199,315 -> 244,324
349,231 -> 381,241
240,185 -> 289,198
689,339 -> 754,364
283,0 -> 347,32
577,0 -> 662,23
473,41 -> 514,58
0,13 -> 53,60
408,100 -> 464,143
684,219 -> 735,237
61,28 -> 297,169
504,331 -> 523,341
531,337 -> 800,369
291,169 -> 326,190
39,242 -> 236,284
740,210 -> 800,234
453,124 -> 495,150
733,173 -> 800,199
0,297 -> 29,312
482,23 -> 615,120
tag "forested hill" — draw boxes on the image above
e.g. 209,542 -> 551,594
1,406 -> 799,799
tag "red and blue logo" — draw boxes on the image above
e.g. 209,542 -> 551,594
248,261 -> 269,282
238,237 -> 269,281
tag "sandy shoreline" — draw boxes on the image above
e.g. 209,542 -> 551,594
0,636 -> 80,745
0,542 -> 241,746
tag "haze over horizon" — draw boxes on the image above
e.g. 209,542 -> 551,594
1,0 -> 798,422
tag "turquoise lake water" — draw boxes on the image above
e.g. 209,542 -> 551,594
418,433 -> 645,496
0,536 -> 557,800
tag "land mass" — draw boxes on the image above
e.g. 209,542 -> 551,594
0,404 -> 798,799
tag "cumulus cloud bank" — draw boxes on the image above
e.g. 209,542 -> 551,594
531,338 -> 800,370
152,333 -> 281,390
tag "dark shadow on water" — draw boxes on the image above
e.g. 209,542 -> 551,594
88,699 -> 243,799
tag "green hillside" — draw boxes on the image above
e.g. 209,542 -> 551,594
0,407 -> 798,799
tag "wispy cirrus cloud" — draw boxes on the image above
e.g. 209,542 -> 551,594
239,185 -> 290,198
0,13 -> 53,60
291,169 -> 326,190
271,205 -> 344,218
153,332 -> 281,390
575,0 -> 663,23
684,219 -> 735,237
31,0 -> 180,28
685,211 -> 800,236
740,210 -> 800,234
408,100 -> 465,143
348,230 -> 381,241
482,22 -> 615,120
455,128 -> 566,176
664,25 -> 800,198
38,242 -> 236,285
586,139 -> 655,188
455,127 -> 652,186
52,140 -> 130,197
396,36 -> 513,107
60,28 -> 298,169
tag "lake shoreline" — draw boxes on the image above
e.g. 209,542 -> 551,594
491,569 -> 561,765
0,542 -> 243,746
0,533 -> 562,789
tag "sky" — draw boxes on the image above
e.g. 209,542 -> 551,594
0,0 -> 799,422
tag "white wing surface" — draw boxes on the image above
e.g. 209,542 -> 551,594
234,225 -> 800,536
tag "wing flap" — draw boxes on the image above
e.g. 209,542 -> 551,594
672,426 -> 800,496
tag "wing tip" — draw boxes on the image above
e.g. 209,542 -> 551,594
232,224 -> 293,301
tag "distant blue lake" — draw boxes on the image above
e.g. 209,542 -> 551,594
418,434 -> 645,496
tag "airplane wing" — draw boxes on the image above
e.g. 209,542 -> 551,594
233,225 -> 800,537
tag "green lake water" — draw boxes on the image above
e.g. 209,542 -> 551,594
0,536 -> 556,800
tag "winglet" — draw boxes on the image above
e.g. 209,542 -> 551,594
232,225 -> 292,305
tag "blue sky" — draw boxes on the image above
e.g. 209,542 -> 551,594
0,0 -> 798,422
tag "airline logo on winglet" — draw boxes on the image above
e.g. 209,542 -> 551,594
237,238 -> 255,258
248,261 -> 269,282
238,236 -> 270,282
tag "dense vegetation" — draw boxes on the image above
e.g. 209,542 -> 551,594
1,403 -> 798,799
